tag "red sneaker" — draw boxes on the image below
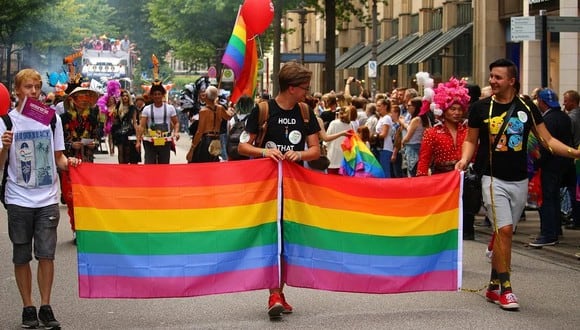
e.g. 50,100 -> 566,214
280,293 -> 293,314
485,289 -> 500,304
499,291 -> 520,310
268,293 -> 284,318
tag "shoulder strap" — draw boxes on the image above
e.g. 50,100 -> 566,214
163,103 -> 167,124
255,101 -> 270,147
298,102 -> 309,127
490,100 -> 516,151
1,114 -> 12,131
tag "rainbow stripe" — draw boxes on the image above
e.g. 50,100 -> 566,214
282,163 -> 461,293
72,161 -> 462,298
340,132 -> 385,178
221,11 -> 247,79
71,161 -> 280,298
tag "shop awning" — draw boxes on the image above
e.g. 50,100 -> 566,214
335,43 -> 365,69
383,29 -> 442,66
377,34 -> 419,66
337,45 -> 371,70
404,23 -> 473,64
349,36 -> 398,69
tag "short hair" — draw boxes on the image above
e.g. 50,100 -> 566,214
564,90 -> 579,104
404,88 -> 418,99
324,93 -> 337,107
14,68 -> 42,90
235,94 -> 255,114
278,61 -> 312,92
205,85 -> 219,101
489,58 -> 520,93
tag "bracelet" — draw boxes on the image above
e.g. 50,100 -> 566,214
262,149 -> 266,158
297,151 -> 302,161
567,147 -> 572,154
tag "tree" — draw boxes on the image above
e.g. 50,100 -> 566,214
147,0 -> 239,70
0,0 -> 58,88
106,0 -> 169,78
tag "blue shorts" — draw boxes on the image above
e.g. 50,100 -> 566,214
7,204 -> 60,264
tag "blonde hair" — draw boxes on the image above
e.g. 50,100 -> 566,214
14,68 -> 42,90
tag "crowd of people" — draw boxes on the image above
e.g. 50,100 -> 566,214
2,57 -> 580,327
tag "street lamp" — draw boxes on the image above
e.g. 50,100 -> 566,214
287,6 -> 315,65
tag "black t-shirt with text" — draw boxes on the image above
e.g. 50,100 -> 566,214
468,96 -> 543,181
244,99 -> 320,152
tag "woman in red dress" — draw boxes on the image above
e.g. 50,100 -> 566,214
415,77 -> 473,239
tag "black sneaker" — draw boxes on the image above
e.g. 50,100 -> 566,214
21,306 -> 39,328
529,237 -> 558,247
38,305 -> 60,329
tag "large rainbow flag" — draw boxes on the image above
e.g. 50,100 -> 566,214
71,161 -> 280,298
282,163 -> 462,293
71,160 -> 462,298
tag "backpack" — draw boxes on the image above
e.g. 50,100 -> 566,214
255,101 -> 310,148
1,114 -> 57,209
227,115 -> 249,160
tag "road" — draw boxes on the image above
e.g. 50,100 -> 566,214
1,138 -> 580,329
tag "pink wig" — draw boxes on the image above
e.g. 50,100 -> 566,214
432,77 -> 470,111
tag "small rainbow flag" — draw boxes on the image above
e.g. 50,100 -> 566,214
340,131 -> 385,178
282,163 -> 462,293
71,161 -> 280,298
221,9 -> 247,79
229,37 -> 258,104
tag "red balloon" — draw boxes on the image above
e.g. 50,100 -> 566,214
241,0 -> 274,36
0,82 -> 10,116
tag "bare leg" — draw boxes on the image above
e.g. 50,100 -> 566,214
38,259 -> 54,306
15,263 -> 33,307
492,225 -> 513,274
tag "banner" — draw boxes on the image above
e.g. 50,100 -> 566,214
71,160 -> 461,298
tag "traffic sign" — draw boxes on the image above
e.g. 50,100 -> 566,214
547,16 -> 580,33
207,66 -> 217,78
221,69 -> 234,82
510,16 -> 540,41
368,61 -> 377,78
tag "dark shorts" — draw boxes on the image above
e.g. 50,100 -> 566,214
7,204 -> 60,264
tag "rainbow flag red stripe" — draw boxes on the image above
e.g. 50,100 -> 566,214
71,161 -> 280,298
281,163 -> 461,293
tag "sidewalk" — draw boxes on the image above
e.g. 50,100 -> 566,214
474,209 -> 580,261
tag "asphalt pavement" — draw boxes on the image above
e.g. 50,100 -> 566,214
474,210 -> 580,261
1,136 -> 579,328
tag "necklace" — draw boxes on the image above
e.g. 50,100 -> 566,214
285,125 -> 289,139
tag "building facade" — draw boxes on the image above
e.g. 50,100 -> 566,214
281,0 -> 579,97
